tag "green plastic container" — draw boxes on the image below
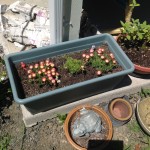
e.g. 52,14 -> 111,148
4,34 -> 134,113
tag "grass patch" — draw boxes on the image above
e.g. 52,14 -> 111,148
127,120 -> 141,133
0,134 -> 10,150
57,114 -> 67,125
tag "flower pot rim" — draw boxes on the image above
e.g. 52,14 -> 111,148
136,97 -> 150,135
109,98 -> 133,121
134,64 -> 150,74
64,104 -> 113,150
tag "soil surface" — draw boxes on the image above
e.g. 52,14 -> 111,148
117,37 -> 150,68
16,44 -> 123,98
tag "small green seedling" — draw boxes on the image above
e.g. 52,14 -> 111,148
140,88 -> 150,99
124,145 -> 132,150
0,135 -> 10,150
64,57 -> 84,74
57,114 -> 67,124
127,120 -> 141,133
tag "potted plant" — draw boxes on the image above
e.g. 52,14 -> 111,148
117,18 -> 150,74
64,104 -> 113,150
4,34 -> 134,113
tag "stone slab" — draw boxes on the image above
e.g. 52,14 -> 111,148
21,75 -> 150,127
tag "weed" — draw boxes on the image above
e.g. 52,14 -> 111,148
0,58 -> 7,83
124,145 -> 132,150
127,120 -> 141,133
140,88 -> 150,99
0,135 -> 10,150
128,119 -> 150,149
57,114 -> 67,124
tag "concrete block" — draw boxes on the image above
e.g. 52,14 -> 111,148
21,75 -> 150,127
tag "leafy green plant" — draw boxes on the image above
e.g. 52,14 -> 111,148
64,57 -> 84,74
120,19 -> 150,47
140,88 -> 150,99
89,52 -> 115,73
0,135 -> 10,150
0,58 -> 7,83
57,114 -> 67,124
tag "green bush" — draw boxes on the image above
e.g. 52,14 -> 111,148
64,57 -> 84,74
89,52 -> 115,72
120,19 -> 150,46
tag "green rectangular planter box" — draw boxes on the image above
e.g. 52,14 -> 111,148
4,34 -> 134,114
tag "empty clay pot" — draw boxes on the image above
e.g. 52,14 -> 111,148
108,98 -> 133,126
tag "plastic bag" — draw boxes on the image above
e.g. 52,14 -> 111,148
72,108 -> 102,137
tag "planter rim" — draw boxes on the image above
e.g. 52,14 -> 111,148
134,64 -> 150,74
109,98 -> 133,121
136,97 -> 150,135
64,104 -> 113,150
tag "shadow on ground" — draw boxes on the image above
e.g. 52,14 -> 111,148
87,140 -> 123,150
115,75 -> 132,89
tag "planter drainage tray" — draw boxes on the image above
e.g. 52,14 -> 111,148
4,34 -> 134,114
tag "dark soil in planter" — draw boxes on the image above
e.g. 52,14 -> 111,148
16,44 -> 123,98
70,110 -> 109,149
117,37 -> 150,68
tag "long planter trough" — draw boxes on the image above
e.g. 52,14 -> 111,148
4,34 -> 134,114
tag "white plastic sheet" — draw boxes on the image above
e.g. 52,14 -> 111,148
1,1 -> 50,48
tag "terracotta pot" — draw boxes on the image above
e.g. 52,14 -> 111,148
109,98 -> 133,123
134,64 -> 150,74
64,105 -> 113,150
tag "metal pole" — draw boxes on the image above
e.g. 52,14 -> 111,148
48,0 -> 63,44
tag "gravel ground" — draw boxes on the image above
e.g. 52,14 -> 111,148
0,52 -> 150,150
0,77 -> 150,150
